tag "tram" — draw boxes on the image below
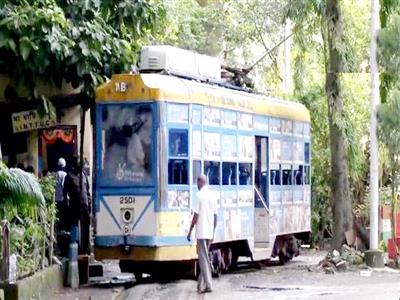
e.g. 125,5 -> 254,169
94,46 -> 311,277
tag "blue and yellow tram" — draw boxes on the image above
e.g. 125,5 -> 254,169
94,53 -> 311,276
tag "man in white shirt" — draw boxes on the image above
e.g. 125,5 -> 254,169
55,158 -> 67,230
187,175 -> 218,293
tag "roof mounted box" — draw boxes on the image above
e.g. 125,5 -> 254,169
139,45 -> 221,81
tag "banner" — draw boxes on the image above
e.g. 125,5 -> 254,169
12,110 -> 56,133
42,128 -> 74,144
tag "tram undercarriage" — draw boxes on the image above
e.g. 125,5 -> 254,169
110,233 -> 307,280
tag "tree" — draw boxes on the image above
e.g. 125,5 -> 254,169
164,0 -> 372,247
324,0 -> 353,250
0,0 -> 164,103
161,0 -> 289,93
288,0 -> 372,248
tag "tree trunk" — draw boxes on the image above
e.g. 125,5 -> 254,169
325,0 -> 353,250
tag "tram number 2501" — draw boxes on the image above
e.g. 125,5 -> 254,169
120,196 -> 136,205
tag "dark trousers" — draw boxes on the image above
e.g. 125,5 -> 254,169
79,204 -> 90,254
56,201 -> 69,231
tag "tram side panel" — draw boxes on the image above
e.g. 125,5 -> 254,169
268,133 -> 312,260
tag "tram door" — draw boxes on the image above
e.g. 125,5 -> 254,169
254,136 -> 270,247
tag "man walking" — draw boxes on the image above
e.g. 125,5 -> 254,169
187,175 -> 217,293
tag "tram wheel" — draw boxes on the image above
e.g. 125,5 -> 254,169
119,260 -> 133,273
133,271 -> 144,282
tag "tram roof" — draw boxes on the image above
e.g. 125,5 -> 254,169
96,73 -> 310,122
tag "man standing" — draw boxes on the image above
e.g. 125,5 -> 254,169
187,175 -> 217,293
64,159 -> 91,254
55,158 -> 68,230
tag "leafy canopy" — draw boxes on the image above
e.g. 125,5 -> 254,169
378,90 -> 400,167
0,0 -> 165,98
160,0 -> 289,93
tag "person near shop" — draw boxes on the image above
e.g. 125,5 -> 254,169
63,159 -> 91,254
55,158 -> 68,230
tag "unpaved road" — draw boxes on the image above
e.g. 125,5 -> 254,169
124,251 -> 400,300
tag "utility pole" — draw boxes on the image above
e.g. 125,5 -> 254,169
369,0 -> 380,251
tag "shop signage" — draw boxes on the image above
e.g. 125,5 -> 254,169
11,110 -> 56,133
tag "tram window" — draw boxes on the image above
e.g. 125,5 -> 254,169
222,162 -> 237,185
294,165 -> 303,185
270,164 -> 281,185
169,129 -> 188,157
305,142 -> 310,164
239,163 -> 252,185
304,165 -> 311,185
282,165 -> 292,185
168,159 -> 189,185
101,104 -> 153,184
193,160 -> 202,184
204,161 -> 220,185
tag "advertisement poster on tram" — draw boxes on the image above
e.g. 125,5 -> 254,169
192,130 -> 202,157
167,190 -> 189,208
203,107 -> 220,126
223,209 -> 241,240
270,139 -> 281,162
238,113 -> 252,129
293,142 -> 304,162
204,132 -> 220,160
221,110 -> 237,128
239,136 -> 253,160
168,104 -> 189,123
281,141 -> 292,162
238,189 -> 252,206
221,135 -> 237,160
221,190 -> 237,206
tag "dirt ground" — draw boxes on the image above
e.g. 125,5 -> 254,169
124,250 -> 400,300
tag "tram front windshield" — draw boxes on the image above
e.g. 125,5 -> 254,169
100,103 -> 153,185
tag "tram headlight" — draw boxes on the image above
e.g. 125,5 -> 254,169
121,208 -> 134,224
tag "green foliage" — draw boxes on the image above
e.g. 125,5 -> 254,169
379,14 -> 400,75
378,90 -> 400,167
0,0 -> 164,99
0,162 -> 45,221
290,0 -> 371,244
160,0 -> 288,93
0,162 -> 57,278
380,0 -> 400,28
